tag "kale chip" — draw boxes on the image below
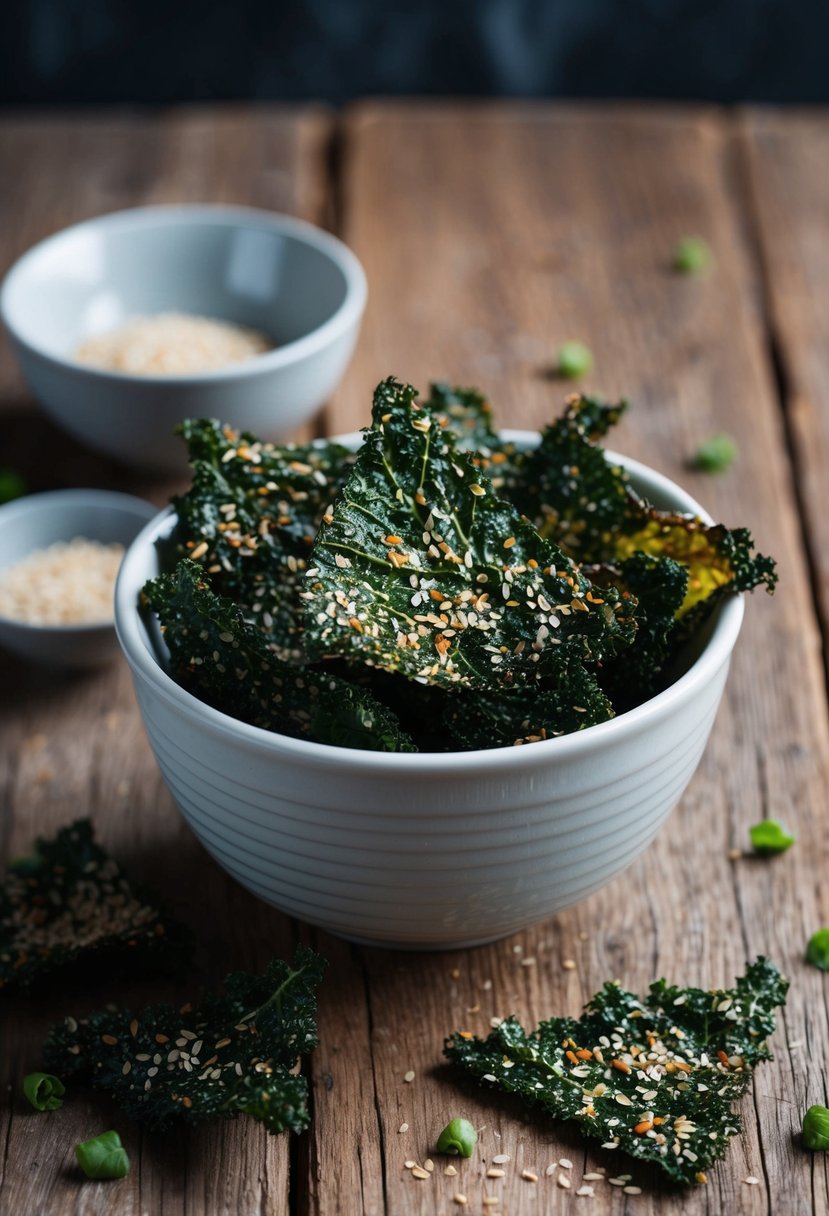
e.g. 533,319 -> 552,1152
302,377 -> 637,690
445,957 -> 787,1186
143,560 -> 416,752
512,394 -> 777,617
0,820 -> 185,992
44,946 -> 325,1134
172,419 -> 353,661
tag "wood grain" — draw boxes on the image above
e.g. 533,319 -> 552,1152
0,106 -> 331,1216
739,107 -> 829,663
318,102 -> 829,1215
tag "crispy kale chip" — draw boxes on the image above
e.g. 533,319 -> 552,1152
172,419 -> 353,661
0,820 -> 185,992
143,560 -> 416,752
440,655 -> 615,749
302,377 -> 636,690
44,946 -> 325,1134
445,957 -> 787,1186
421,382 -> 500,452
588,553 -> 689,709
512,394 -> 777,617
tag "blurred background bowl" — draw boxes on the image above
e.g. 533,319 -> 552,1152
114,438 -> 745,949
0,205 -> 367,474
0,488 -> 157,667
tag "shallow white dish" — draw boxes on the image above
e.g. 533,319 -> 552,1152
0,489 -> 158,667
114,435 -> 744,949
0,206 -> 367,473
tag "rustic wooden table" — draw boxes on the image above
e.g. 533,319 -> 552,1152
1,102 -> 828,1216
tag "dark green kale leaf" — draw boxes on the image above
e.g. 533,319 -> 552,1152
588,554 -> 689,710
440,655 -> 615,749
0,821 -> 186,992
445,957 -> 787,1186
172,419 -> 353,661
302,377 -> 636,691
421,382 -> 500,451
143,560 -> 416,752
43,946 -> 325,1134
511,394 -> 777,617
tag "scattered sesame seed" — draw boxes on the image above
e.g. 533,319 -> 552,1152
520,957 -> 537,967
727,848 -> 742,861
403,1070 -> 415,1083
545,1163 -> 557,1176
744,1176 -> 760,1185
410,1166 -> 430,1180
562,959 -> 577,970
453,1194 -> 468,1206
522,1170 -> 538,1182
398,1123 -> 408,1134
492,1154 -> 510,1164
487,1168 -> 506,1178
624,1185 -> 642,1195
404,1160 -> 417,1169
445,1164 -> 458,1176
582,1172 -> 603,1180
557,1173 -> 571,1189
576,1185 -> 595,1197
559,1158 -> 573,1169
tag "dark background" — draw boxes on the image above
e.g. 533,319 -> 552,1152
1,0 -> 826,107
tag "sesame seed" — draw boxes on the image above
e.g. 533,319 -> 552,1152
403,1070 -> 415,1083
624,1185 -> 642,1195
522,1170 -> 538,1182
404,1160 -> 417,1169
492,1154 -> 510,1164
453,1195 -> 468,1206
557,1174 -> 571,1189
562,959 -> 576,970
576,1185 -> 595,1197
410,1166 -> 430,1180
744,1176 -> 760,1186
445,1164 -> 458,1176
398,1123 -> 408,1134
487,1169 -> 506,1178
559,1159 -> 573,1169
545,1164 -> 557,1176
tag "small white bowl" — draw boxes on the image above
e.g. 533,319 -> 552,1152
0,206 -> 367,473
0,489 -> 158,667
115,438 -> 744,949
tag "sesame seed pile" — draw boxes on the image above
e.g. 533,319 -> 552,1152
74,312 -> 271,376
0,537 -> 124,626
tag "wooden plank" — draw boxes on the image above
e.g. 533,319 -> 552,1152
0,106 -> 332,1216
316,102 -> 829,1215
739,108 -> 829,657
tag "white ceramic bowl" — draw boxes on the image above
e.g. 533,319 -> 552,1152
0,489 -> 158,667
114,438 -> 744,949
0,206 -> 367,473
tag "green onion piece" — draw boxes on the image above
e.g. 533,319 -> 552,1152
436,1116 -> 478,1157
749,819 -> 795,855
673,236 -> 712,275
803,1105 -> 829,1150
806,928 -> 829,971
0,468 -> 25,505
23,1072 -> 65,1111
74,1130 -> 130,1180
556,341 -> 593,380
692,433 -> 737,474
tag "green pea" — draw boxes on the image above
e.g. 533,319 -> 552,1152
436,1116 -> 478,1157
806,928 -> 829,971
23,1072 -> 65,1111
556,341 -> 593,380
692,434 -> 737,474
673,236 -> 712,275
0,468 -> 25,505
74,1130 -> 130,1180
803,1105 -> 829,1150
749,819 -> 795,855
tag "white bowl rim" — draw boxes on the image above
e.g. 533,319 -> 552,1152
0,204 -> 368,385
115,431 -> 745,772
0,487 -> 158,636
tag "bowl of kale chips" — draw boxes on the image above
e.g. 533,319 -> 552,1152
115,379 -> 775,948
